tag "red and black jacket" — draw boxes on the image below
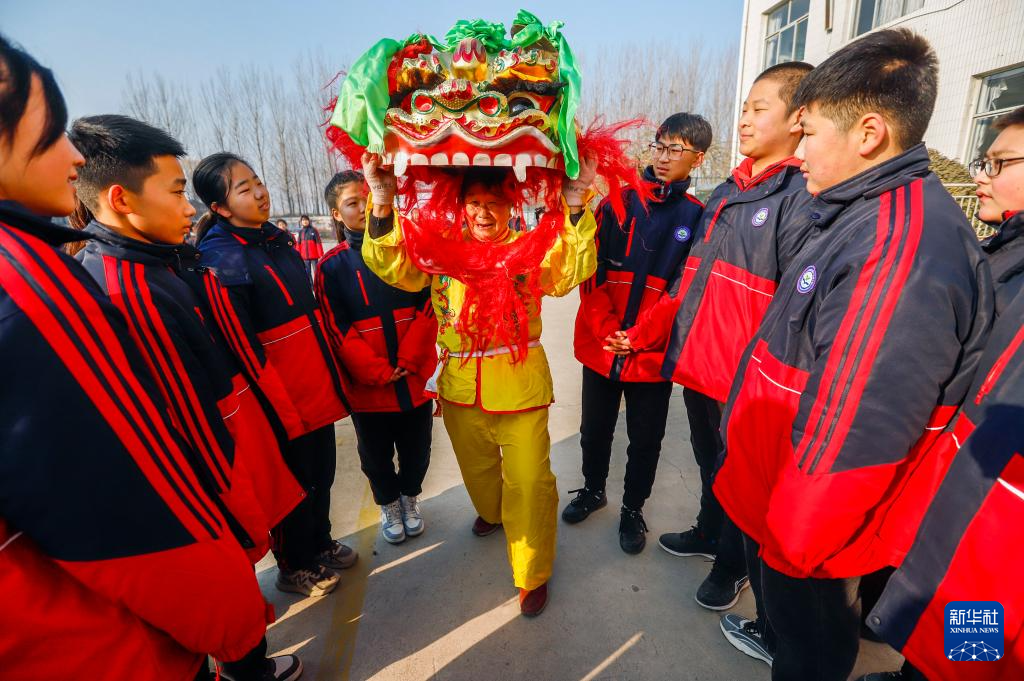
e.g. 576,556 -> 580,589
198,219 -> 349,439
574,167 -> 703,382
629,157 -> 815,402
982,210 -> 1024,316
79,222 -> 305,558
867,275 -> 1024,680
715,144 -> 994,579
315,228 -> 437,412
0,202 -> 268,680
296,224 -> 324,261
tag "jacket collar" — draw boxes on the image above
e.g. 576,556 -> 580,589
83,220 -> 200,269
215,218 -> 292,246
0,200 -> 90,246
642,166 -> 693,203
731,156 -> 802,192
983,211 -> 1024,256
724,158 -> 802,205
816,143 -> 931,206
344,227 -> 365,250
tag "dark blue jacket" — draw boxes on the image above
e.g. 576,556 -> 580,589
982,210 -> 1024,315
198,220 -> 348,439
574,167 -> 704,382
715,144 -> 994,579
316,228 -> 436,412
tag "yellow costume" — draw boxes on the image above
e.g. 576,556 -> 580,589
363,200 -> 597,589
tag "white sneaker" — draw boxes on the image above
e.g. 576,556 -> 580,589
400,494 -> 424,537
381,500 -> 406,544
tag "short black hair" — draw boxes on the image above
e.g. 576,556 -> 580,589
753,61 -> 814,114
994,106 -> 1024,132
300,214 -> 310,221
276,218 -> 287,225
656,113 -> 713,152
0,34 -> 68,156
69,114 -> 185,213
793,29 -> 937,150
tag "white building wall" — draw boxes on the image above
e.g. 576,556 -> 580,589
732,0 -> 1024,164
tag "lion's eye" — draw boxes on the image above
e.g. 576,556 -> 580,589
508,97 -> 535,115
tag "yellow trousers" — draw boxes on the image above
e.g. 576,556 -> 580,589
441,401 -> 557,590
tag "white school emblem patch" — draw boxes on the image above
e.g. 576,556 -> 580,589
674,226 -> 692,243
752,206 -> 770,227
797,265 -> 818,294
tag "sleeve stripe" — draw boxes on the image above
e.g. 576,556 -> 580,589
0,227 -> 223,540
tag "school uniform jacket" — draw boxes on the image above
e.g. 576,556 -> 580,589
867,283 -> 1024,679
715,144 -> 994,579
574,167 -> 703,382
982,210 -> 1024,316
316,227 -> 437,412
79,222 -> 305,558
628,158 -> 815,402
0,202 -> 268,680
198,220 -> 349,438
296,224 -> 324,261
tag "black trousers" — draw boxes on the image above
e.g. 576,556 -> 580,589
761,560 -> 861,681
682,387 -> 725,536
351,402 -> 433,505
742,531 -> 777,654
219,636 -> 268,680
302,258 -> 316,284
272,424 -> 337,571
580,366 -> 673,510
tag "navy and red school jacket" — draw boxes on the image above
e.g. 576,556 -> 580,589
868,272 -> 1024,680
0,202 -> 268,680
982,210 -> 1024,315
574,167 -> 703,382
715,144 -> 994,580
628,157 -> 815,402
315,227 -> 437,412
296,224 -> 324,261
198,219 -> 349,439
79,221 -> 305,559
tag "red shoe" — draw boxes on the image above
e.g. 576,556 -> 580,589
472,516 -> 501,537
519,583 -> 548,617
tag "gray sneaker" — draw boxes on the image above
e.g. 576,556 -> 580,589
721,614 -> 773,666
381,500 -> 406,544
400,494 -> 424,537
275,565 -> 340,597
317,539 -> 357,570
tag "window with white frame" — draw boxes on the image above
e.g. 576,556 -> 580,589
764,0 -> 809,69
966,65 -> 1024,162
855,0 -> 926,36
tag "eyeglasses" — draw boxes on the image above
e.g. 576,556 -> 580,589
968,156 -> 1024,178
648,142 -> 700,160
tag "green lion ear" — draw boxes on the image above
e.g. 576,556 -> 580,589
330,38 -> 403,152
556,32 -> 581,180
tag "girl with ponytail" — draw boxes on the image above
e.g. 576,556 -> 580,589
191,152 -> 358,596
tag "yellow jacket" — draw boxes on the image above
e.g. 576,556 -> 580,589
362,200 -> 597,412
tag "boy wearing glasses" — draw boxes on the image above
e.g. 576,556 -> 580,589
973,106 -> 1024,315
566,113 -> 709,555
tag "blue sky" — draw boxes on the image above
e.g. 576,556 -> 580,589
5,0 -> 743,119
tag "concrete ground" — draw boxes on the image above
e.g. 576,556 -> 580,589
254,293 -> 904,681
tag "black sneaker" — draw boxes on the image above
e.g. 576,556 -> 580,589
855,674 -> 905,681
721,615 -> 773,666
657,526 -> 718,559
618,506 -> 648,554
695,567 -> 749,610
561,487 -> 607,524
221,654 -> 303,681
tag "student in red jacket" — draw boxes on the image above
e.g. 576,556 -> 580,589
859,106 -> 1024,681
70,115 -> 306,681
296,214 -> 323,283
0,36 -> 268,681
564,113 -> 708,555
715,30 -> 993,681
613,62 -> 815,625
192,153 -> 356,599
316,170 -> 437,544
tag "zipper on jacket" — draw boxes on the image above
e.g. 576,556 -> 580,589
703,198 -> 728,242
975,323 -> 1024,405
356,270 -> 371,306
264,265 -> 294,306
